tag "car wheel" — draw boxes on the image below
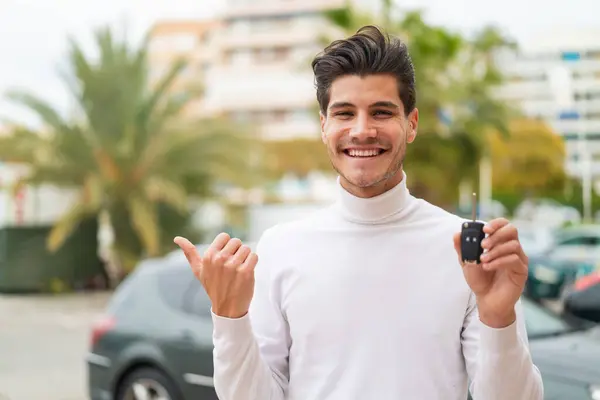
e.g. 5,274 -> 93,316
116,367 -> 182,400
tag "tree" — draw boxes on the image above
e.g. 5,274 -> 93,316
262,138 -> 332,180
0,26 -> 259,284
489,118 -> 567,196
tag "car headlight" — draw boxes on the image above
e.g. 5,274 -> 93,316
532,265 -> 560,283
590,384 -> 600,400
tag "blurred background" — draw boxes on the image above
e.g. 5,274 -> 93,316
1,0 -> 600,399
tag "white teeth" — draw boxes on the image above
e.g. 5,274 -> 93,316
347,149 -> 380,157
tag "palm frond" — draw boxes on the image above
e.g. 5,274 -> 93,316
4,91 -> 69,131
47,197 -> 96,252
0,127 -> 49,163
143,177 -> 189,213
139,57 -> 188,126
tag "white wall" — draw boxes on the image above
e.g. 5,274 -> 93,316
0,163 -> 78,227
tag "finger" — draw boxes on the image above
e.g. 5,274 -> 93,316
209,232 -> 231,253
481,223 -> 518,250
221,237 -> 243,257
204,233 -> 232,263
173,236 -> 202,265
483,218 -> 510,235
480,240 -> 522,264
482,254 -> 526,273
227,244 -> 251,267
238,252 -> 258,274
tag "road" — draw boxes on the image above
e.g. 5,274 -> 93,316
0,292 -> 110,400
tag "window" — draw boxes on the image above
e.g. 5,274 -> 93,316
107,272 -> 138,314
253,47 -> 290,64
183,283 -> 212,318
149,34 -> 197,53
156,266 -> 196,312
557,235 -> 600,246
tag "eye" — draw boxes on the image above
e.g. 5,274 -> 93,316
373,110 -> 393,117
333,111 -> 354,118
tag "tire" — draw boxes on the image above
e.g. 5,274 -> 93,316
115,367 -> 183,400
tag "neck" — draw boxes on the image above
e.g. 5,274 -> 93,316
335,171 -> 414,224
340,170 -> 405,198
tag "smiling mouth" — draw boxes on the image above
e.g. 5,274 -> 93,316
343,148 -> 387,158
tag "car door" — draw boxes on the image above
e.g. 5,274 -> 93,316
176,280 -> 219,400
153,265 -> 218,399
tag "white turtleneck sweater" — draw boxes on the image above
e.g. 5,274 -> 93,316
211,173 -> 544,400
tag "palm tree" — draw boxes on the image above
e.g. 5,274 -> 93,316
442,26 -> 519,214
0,26 -> 258,285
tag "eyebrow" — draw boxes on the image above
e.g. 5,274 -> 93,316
328,101 -> 400,111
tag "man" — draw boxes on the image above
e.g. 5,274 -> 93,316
175,25 -> 544,400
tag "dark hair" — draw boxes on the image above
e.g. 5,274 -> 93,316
311,25 -> 416,116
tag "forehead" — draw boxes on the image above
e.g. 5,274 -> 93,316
328,74 -> 401,108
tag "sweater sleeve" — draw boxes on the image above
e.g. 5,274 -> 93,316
462,294 -> 544,399
211,229 -> 290,400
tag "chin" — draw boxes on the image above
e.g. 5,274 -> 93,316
343,172 -> 387,188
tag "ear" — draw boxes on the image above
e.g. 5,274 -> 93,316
320,111 -> 327,144
406,108 -> 419,143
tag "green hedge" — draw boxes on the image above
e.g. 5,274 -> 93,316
0,218 -> 106,293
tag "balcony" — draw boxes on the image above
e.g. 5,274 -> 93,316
203,69 -> 316,111
551,119 -> 600,135
219,29 -> 321,50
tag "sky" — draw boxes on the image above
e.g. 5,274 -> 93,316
0,0 -> 597,127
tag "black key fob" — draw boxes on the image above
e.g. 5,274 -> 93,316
461,221 -> 485,264
460,192 -> 485,264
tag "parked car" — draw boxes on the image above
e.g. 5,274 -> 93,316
522,296 -> 600,400
563,271 -> 600,324
526,256 -> 596,301
549,225 -> 600,264
514,222 -> 554,258
87,247 -> 600,400
86,245 -> 223,400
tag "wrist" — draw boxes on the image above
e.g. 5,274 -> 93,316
212,306 -> 248,319
478,307 -> 516,329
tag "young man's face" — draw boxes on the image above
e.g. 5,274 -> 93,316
320,74 -> 419,198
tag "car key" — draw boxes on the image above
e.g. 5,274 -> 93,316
460,192 -> 485,264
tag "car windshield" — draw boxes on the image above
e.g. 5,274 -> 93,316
522,297 -> 589,338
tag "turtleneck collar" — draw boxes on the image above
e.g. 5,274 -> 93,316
335,171 -> 414,224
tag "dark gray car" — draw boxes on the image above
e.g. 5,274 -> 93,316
522,300 -> 600,399
87,251 -> 217,400
87,249 -> 600,400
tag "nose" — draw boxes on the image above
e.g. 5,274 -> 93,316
349,114 -> 377,139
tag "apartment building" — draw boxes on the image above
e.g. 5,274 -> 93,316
200,0 -> 354,140
146,0 -> 380,140
494,29 -> 600,180
147,19 -> 221,118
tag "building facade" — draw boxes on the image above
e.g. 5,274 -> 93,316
202,0 -> 351,140
146,0 -> 382,141
494,29 -> 600,180
147,20 -> 221,118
